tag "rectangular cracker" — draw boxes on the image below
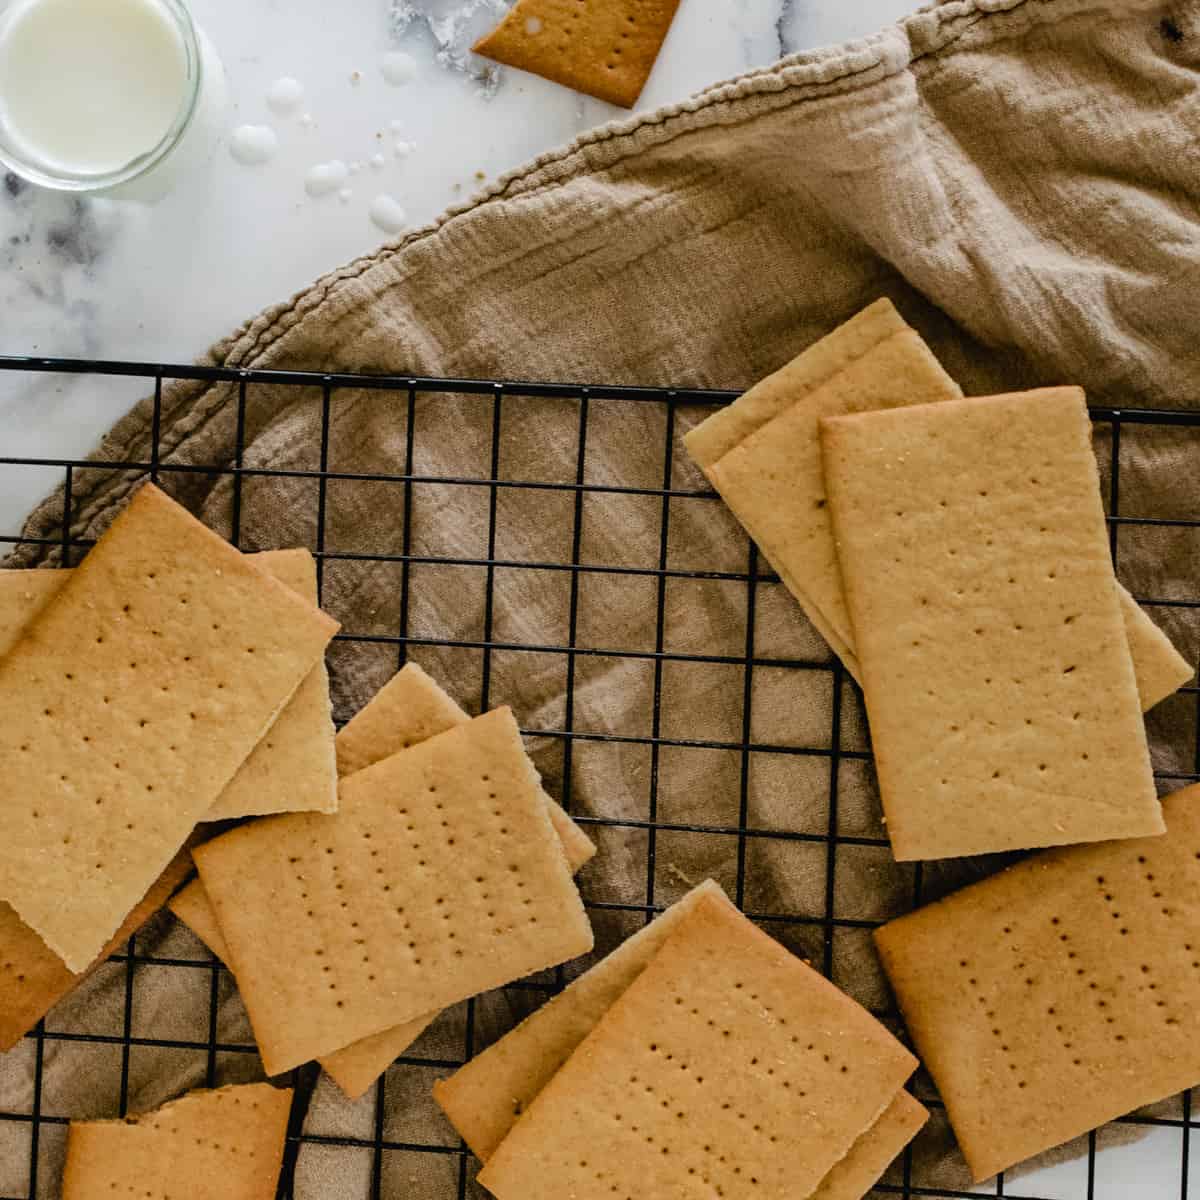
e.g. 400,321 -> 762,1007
336,662 -> 595,872
0,483 -> 338,971
0,847 -> 194,1051
478,894 -> 916,1200
875,782 -> 1200,1182
62,1082 -> 292,1200
473,0 -> 682,109
707,328 -> 965,677
0,560 -> 340,822
434,879 -> 734,1160
194,708 -> 593,1075
821,389 -> 1161,860
206,550 -> 337,819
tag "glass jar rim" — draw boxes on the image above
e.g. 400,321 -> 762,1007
0,0 -> 204,193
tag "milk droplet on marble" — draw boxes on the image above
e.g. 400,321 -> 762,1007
338,187 -> 353,204
524,16 -> 543,34
299,112 -> 315,128
393,140 -> 413,158
266,76 -> 304,116
229,124 -> 279,166
305,159 -> 349,197
370,153 -> 385,170
369,193 -> 407,234
381,51 -> 417,85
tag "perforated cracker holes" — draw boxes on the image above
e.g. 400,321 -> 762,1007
193,707 -> 593,1076
478,896 -> 917,1200
60,1082 -> 293,1200
875,783 -> 1200,1182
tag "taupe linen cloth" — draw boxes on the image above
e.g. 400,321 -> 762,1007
4,0 -> 1200,1195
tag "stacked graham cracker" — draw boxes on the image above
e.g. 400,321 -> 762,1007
687,300 -> 1198,1182
170,661 -> 597,1097
435,882 -> 928,1200
0,485 -> 340,993
687,300 -> 1190,861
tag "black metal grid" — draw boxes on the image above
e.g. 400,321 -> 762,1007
0,355 -> 1197,1200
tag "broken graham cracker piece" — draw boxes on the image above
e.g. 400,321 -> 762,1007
335,661 -> 595,872
875,782 -> 1200,1183
193,707 -> 593,1076
478,895 -> 916,1200
0,847 -> 193,1051
438,880 -> 927,1200
61,1082 -> 292,1200
473,0 -> 682,109
685,298 -> 909,470
207,550 -> 337,819
707,328 -> 965,679
0,483 -> 338,971
821,389 -> 1161,860
435,879 -> 734,1160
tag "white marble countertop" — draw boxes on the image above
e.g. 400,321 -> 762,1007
0,5 -> 1184,1194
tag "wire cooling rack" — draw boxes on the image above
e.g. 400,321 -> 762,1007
0,356 -> 1198,1200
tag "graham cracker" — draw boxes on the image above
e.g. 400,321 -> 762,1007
821,389 -> 1162,860
707,328 -> 965,678
335,662 -> 595,872
477,894 -> 916,1200
0,847 -> 193,1051
434,879 -> 734,1160
0,483 -> 338,970
875,782 -> 1200,1182
173,662 -> 593,1098
207,550 -> 337,819
193,708 -> 594,1075
473,0 -> 682,109
61,1082 -> 292,1200
684,298 -> 908,470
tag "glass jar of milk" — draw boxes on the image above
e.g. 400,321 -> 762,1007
0,0 -> 226,197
